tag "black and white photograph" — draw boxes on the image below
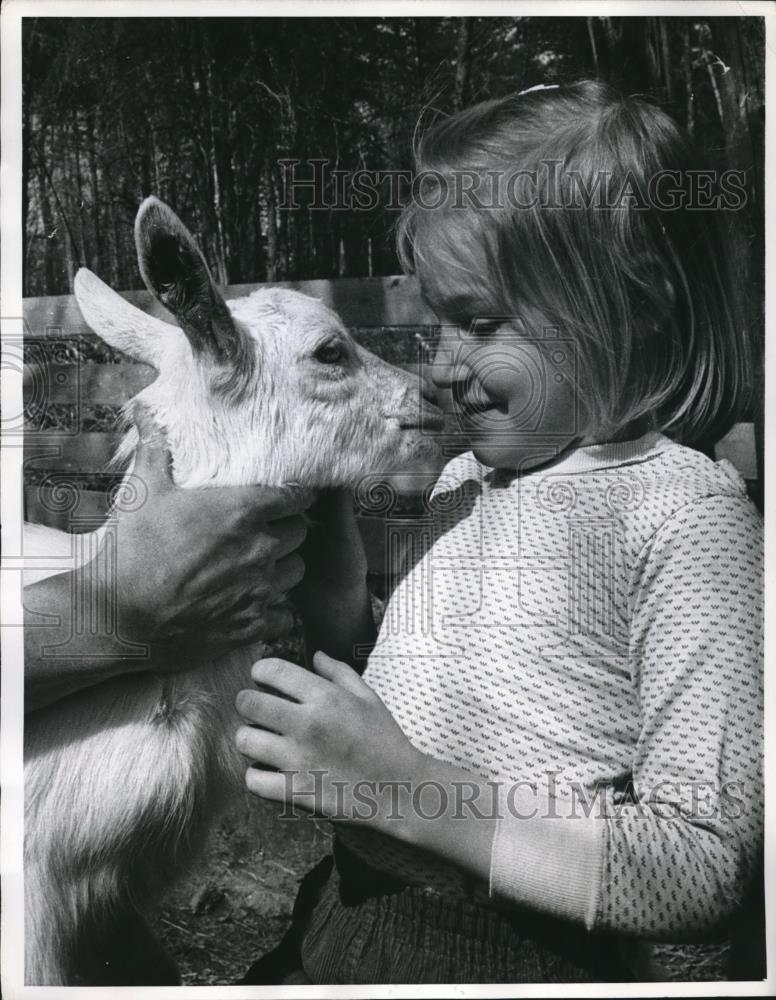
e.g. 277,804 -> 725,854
1,2 -> 771,994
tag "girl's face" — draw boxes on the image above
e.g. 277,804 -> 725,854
428,312 -> 583,472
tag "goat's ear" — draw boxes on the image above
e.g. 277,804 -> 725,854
73,268 -> 180,368
134,196 -> 244,363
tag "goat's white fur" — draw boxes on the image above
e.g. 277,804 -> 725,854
24,200 -> 440,984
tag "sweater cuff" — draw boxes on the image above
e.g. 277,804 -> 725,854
488,784 -> 606,929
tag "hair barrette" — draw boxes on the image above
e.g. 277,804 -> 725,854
518,83 -> 560,95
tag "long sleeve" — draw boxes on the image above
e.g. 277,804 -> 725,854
490,494 -> 763,939
597,494 -> 763,936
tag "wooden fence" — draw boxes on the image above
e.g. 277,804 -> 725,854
22,274 -> 759,540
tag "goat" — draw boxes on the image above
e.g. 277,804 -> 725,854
23,197 -> 442,985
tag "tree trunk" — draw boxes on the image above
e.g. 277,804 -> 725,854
706,17 -> 765,480
264,158 -> 278,282
106,183 -> 120,288
71,109 -> 87,267
681,23 -> 695,134
36,157 -> 56,294
86,107 -> 102,270
658,19 -> 673,105
413,18 -> 430,92
23,93 -> 32,284
587,18 -> 600,77
454,18 -> 473,111
197,24 -> 229,284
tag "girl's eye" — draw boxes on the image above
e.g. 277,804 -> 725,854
314,342 -> 345,365
469,319 -> 501,337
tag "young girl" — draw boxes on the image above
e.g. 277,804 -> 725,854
235,80 -> 763,984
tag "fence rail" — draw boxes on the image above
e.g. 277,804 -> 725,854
22,274 -> 437,338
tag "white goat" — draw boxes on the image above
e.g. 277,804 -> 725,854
23,197 -> 442,985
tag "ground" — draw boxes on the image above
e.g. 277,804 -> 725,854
152,797 -> 332,986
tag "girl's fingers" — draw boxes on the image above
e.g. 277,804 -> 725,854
250,657 -> 323,702
311,650 -> 370,697
235,688 -> 298,733
244,767 -> 294,803
235,725 -> 288,769
245,768 -> 321,814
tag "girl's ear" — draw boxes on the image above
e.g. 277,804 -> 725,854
134,196 -> 246,365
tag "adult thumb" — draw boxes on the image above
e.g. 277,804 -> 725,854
132,405 -> 174,493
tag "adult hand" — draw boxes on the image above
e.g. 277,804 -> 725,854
107,408 -> 314,657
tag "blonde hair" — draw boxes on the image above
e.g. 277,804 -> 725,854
397,80 -> 750,446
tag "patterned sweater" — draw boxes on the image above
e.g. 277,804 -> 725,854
339,432 -> 763,944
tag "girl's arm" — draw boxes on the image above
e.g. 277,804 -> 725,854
291,489 -> 376,671
236,494 -> 763,939
235,649 -> 601,920
298,582 -> 376,672
571,494 -> 764,938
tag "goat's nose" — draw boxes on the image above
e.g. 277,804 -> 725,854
420,375 -> 439,408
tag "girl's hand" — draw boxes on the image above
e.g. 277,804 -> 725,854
236,653 -> 498,883
235,651 -> 424,823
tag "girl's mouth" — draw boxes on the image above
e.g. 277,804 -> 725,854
449,383 -> 507,419
457,398 -> 508,418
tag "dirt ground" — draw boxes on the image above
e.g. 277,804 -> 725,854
151,796 -> 332,985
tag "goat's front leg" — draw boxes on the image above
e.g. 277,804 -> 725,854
24,856 -> 180,986
71,905 -> 180,986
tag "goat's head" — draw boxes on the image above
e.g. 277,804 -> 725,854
73,197 -> 444,488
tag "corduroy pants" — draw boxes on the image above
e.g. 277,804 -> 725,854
241,838 -> 633,985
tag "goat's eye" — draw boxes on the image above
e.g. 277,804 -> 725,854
314,342 -> 345,365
